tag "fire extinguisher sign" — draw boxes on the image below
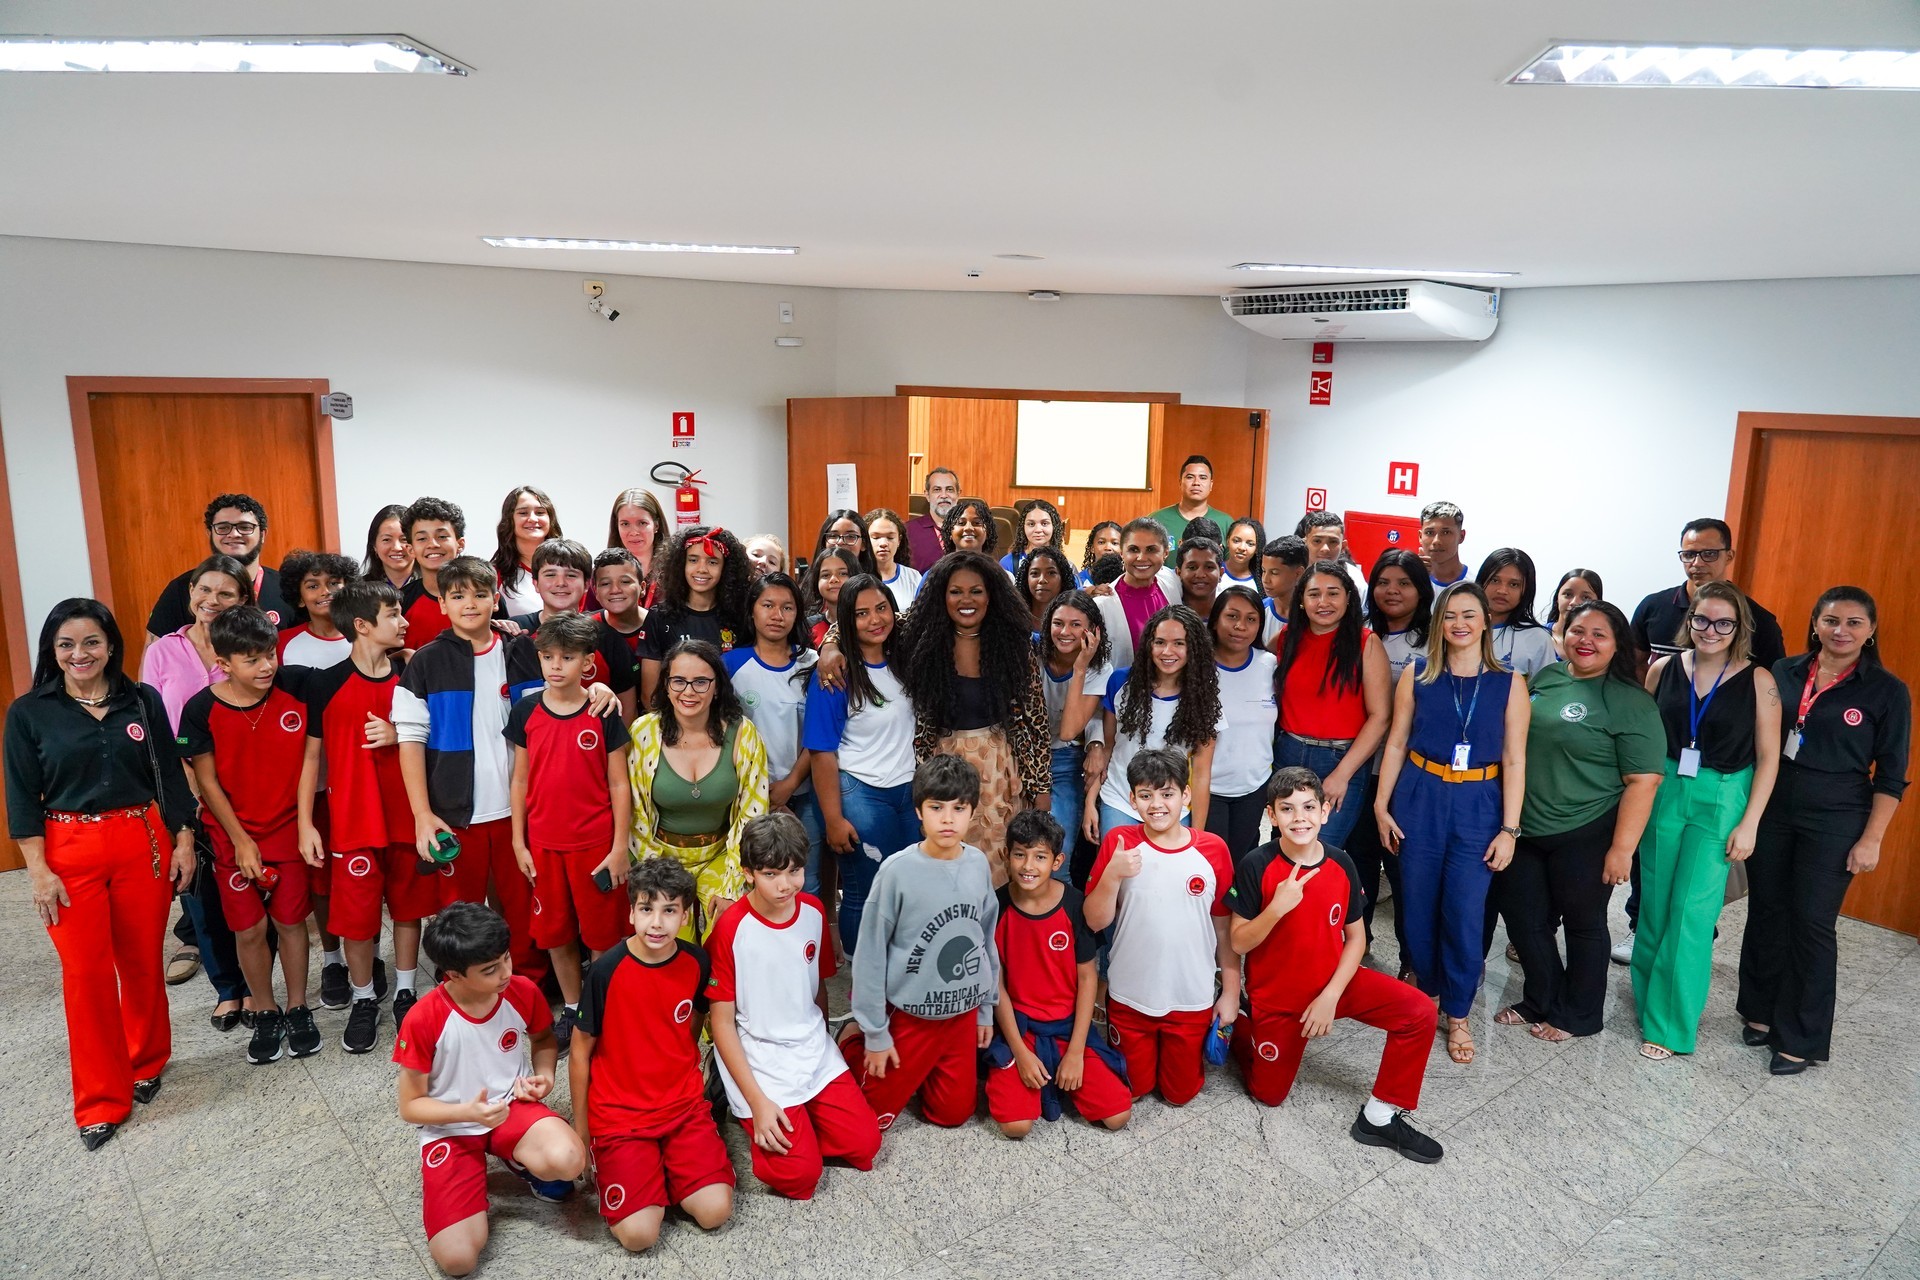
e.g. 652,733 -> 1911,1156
672,412 -> 695,448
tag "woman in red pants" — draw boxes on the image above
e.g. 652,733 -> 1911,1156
4,599 -> 196,1150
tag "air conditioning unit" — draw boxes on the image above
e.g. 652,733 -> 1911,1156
1222,280 -> 1500,342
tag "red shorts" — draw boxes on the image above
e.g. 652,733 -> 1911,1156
327,843 -> 440,941
419,1100 -> 560,1240
736,1071 -> 880,1200
1107,1002 -> 1212,1106
839,1009 -> 980,1131
984,1031 -> 1132,1125
591,1107 -> 735,1223
213,828 -> 312,931
530,845 -> 633,953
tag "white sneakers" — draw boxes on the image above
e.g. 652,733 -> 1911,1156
1610,933 -> 1634,966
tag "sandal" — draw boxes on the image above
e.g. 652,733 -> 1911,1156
1529,1023 -> 1573,1043
1446,1016 -> 1476,1064
164,949 -> 201,986
1494,1006 -> 1530,1027
1504,943 -> 1519,963
1639,1042 -> 1674,1061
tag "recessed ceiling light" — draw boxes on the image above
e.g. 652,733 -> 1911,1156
1511,43 -> 1920,89
994,253 -> 1045,261
1232,263 -> 1517,280
0,35 -> 469,74
482,237 -> 798,255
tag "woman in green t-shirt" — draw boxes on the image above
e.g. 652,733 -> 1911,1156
1496,602 -> 1665,1040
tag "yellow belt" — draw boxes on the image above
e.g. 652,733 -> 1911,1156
1408,750 -> 1499,784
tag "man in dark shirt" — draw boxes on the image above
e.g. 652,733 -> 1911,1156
904,467 -> 961,573
1630,518 -> 1786,671
147,494 -> 289,640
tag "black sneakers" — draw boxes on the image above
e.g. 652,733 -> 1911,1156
554,1006 -> 577,1060
285,1006 -> 322,1059
1351,1107 -> 1443,1164
372,957 -> 390,1001
248,1008 -> 287,1065
342,998 -> 380,1054
392,987 -> 418,1034
319,962 -> 350,1010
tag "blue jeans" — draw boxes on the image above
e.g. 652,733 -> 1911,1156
788,788 -> 826,899
835,774 -> 919,955
1273,734 -> 1372,851
1049,745 -> 1085,884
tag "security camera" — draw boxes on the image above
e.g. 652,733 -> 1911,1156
587,296 -> 620,322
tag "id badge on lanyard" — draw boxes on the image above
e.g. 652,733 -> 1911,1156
1788,661 -> 1854,763
1681,659 -> 1727,778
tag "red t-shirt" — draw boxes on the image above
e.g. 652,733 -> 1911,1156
402,581 -> 452,650
501,694 -> 627,852
1228,841 -> 1365,1015
304,658 -> 414,852
1279,626 -> 1367,739
177,681 -> 308,853
577,941 -> 710,1138
993,884 -> 1098,1022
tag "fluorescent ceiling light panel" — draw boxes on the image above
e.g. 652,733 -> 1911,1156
483,237 -> 798,255
1511,43 -> 1920,89
1232,263 -> 1517,279
0,35 -> 468,74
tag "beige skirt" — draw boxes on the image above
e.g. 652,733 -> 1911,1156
937,727 -> 1022,885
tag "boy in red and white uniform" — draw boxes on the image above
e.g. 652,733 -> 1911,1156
987,809 -> 1132,1135
707,814 -> 880,1199
570,858 -> 735,1253
276,551 -> 358,670
1228,766 -> 1442,1164
1085,747 -> 1240,1106
394,903 -> 585,1277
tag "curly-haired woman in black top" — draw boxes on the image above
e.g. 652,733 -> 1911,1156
637,525 -> 751,703
1087,604 -> 1223,842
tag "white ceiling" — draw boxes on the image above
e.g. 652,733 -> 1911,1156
5,1 -> 1919,295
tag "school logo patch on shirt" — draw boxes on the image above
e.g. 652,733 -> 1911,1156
1047,929 -> 1072,952
1186,875 -> 1207,897
673,998 -> 694,1024
1329,903 -> 1345,928
804,940 -> 818,963
279,710 -> 303,733
1560,702 -> 1589,723
741,691 -> 760,709
578,728 -> 600,751
126,723 -> 146,742
498,1029 -> 519,1053
1844,708 -> 1865,727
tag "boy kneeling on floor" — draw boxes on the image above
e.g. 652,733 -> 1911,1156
1228,766 -> 1444,1164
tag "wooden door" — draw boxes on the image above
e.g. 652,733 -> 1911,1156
785,397 -> 911,560
0,414 -> 30,871
1727,411 -> 1920,935
1159,404 -> 1269,526
69,378 -> 338,672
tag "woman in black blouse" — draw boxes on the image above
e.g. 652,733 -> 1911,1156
1738,586 -> 1909,1074
4,599 -> 196,1150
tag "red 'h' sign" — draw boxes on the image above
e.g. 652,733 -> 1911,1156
1387,461 -> 1420,496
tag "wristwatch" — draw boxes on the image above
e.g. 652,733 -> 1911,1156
1500,825 -> 1522,838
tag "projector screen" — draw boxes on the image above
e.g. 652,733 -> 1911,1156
1013,400 -> 1152,489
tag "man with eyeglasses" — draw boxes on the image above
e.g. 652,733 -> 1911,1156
905,467 -> 961,575
1614,517 -> 1786,965
145,493 -> 289,644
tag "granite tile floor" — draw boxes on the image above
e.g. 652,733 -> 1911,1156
1,870 -> 1915,1280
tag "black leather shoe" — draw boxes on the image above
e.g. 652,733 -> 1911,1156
211,1007 -> 245,1033
1769,1051 -> 1811,1076
79,1122 -> 120,1151
1741,1025 -> 1771,1047
131,1075 -> 163,1104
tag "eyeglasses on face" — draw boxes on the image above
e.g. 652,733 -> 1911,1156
1688,615 -> 1736,635
212,522 -> 261,537
1677,549 -> 1726,564
826,530 -> 862,545
665,676 -> 715,694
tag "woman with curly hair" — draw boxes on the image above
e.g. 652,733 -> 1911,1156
941,497 -> 998,559
864,506 -> 922,608
628,639 -> 770,939
1036,590 -> 1114,884
1016,546 -> 1076,617
1077,521 -> 1123,587
1000,499 -> 1064,574
491,484 -> 563,617
1087,605 -> 1224,841
1273,560 -> 1392,851
636,525 -> 751,704
894,551 -> 1051,882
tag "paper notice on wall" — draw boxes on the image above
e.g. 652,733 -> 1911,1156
826,463 -> 858,511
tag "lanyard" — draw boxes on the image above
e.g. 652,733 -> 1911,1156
1795,660 -> 1856,732
1686,657 -> 1730,749
1449,665 -> 1484,740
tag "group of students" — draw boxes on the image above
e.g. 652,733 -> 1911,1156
4,468 -> 1908,1274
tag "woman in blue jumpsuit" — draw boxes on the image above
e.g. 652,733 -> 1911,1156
1375,583 -> 1531,1064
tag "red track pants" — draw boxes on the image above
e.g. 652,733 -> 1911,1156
42,807 -> 175,1127
1232,967 -> 1435,1111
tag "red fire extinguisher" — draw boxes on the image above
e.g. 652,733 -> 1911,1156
652,462 -> 706,526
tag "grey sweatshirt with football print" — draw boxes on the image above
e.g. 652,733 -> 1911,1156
850,842 -> 1000,1051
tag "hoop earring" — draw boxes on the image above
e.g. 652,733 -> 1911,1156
1866,635 -> 1877,647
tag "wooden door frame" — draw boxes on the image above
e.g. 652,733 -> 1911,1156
67,377 -> 339,613
895,385 -> 1182,404
0,410 -> 33,696
1725,411 -> 1920,555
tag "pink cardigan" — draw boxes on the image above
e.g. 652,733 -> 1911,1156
140,627 -> 220,734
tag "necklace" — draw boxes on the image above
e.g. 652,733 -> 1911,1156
68,689 -> 111,707
955,627 -> 982,639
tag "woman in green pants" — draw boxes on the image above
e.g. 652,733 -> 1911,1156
1633,581 -> 1779,1059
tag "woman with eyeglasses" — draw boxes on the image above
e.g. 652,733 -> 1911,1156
628,639 -> 770,940
808,508 -> 881,583
1633,582 -> 1779,1061
1738,586 -> 1908,1075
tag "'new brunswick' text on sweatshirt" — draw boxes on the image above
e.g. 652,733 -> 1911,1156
850,842 -> 1000,1051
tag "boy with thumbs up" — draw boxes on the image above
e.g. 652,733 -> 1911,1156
1227,767 -> 1443,1163
1084,748 -> 1239,1106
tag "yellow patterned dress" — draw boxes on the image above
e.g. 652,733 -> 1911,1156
628,712 -> 770,938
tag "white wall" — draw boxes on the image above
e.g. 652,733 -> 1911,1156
1248,275 -> 1920,615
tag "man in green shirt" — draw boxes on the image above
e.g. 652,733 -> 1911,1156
1146,454 -> 1234,543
